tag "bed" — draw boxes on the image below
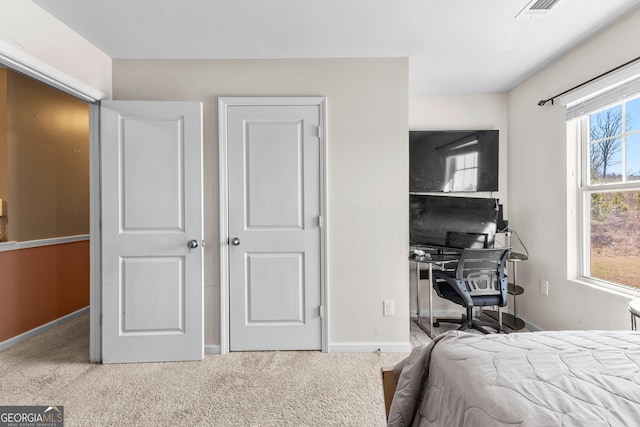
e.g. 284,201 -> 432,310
384,329 -> 640,426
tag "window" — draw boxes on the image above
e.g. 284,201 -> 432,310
444,147 -> 479,192
574,93 -> 640,290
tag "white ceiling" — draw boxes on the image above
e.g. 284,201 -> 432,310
32,0 -> 640,97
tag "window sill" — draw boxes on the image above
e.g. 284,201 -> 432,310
569,276 -> 636,299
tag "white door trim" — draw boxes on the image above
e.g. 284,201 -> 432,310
0,41 -> 107,102
218,97 -> 328,354
0,42 -> 106,362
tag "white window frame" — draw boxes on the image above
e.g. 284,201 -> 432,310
571,93 -> 640,293
444,150 -> 479,192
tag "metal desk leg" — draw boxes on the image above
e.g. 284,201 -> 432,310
512,261 -> 518,323
415,262 -> 421,321
414,261 -> 434,338
428,263 -> 433,336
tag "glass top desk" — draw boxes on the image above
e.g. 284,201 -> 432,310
409,247 -> 460,338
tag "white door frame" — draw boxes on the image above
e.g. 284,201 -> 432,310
218,97 -> 328,354
0,41 -> 107,362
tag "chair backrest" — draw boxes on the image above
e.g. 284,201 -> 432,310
455,248 -> 511,296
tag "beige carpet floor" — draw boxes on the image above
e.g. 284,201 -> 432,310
0,314 -> 410,426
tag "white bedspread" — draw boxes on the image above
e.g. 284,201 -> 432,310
388,330 -> 640,426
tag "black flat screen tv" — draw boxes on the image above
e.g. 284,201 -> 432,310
409,195 -> 499,249
410,130 -> 499,192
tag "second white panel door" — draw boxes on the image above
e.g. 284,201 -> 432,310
227,101 -> 323,351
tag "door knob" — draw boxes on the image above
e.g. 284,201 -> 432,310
231,237 -> 240,246
187,239 -> 199,253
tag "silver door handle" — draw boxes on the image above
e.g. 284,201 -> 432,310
187,239 -> 199,253
231,237 -> 240,246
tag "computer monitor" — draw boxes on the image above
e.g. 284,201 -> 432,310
409,195 -> 499,249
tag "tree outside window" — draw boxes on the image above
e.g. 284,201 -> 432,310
586,96 -> 640,289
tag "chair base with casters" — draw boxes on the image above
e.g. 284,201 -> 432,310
433,307 -> 503,334
432,247 -> 511,335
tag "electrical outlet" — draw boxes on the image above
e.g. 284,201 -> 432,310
540,280 -> 549,296
383,300 -> 394,316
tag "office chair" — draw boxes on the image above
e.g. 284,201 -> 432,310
432,247 -> 511,334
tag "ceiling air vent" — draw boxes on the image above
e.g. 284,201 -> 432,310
516,0 -> 561,18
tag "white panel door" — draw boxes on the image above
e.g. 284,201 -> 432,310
101,101 -> 203,363
227,102 -> 323,351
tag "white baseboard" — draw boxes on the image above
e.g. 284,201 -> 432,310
204,344 -> 221,354
328,341 -> 412,353
413,309 -> 466,318
205,342 -> 411,354
0,306 -> 89,352
524,320 -> 543,331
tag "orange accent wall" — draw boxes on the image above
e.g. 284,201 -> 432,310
0,240 -> 89,342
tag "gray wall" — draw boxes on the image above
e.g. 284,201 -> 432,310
0,2 -> 112,97
508,9 -> 640,330
113,58 -> 410,349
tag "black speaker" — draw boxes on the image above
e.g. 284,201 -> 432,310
497,204 -> 508,231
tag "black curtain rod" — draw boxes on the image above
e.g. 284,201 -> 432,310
537,55 -> 640,106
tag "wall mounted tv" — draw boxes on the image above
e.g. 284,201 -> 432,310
410,130 -> 499,192
409,194 -> 499,249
